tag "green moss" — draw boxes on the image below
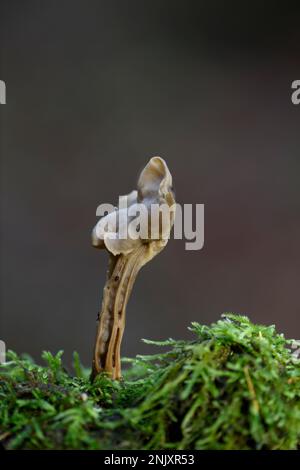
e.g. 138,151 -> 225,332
0,314 -> 299,450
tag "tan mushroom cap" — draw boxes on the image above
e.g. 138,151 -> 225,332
137,156 -> 173,201
92,156 -> 175,256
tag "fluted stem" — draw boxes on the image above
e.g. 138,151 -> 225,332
91,244 -> 150,380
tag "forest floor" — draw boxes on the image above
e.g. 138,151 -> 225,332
0,314 -> 299,450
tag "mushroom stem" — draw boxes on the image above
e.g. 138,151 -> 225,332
92,243 -> 156,380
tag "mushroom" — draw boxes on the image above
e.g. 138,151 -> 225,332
91,157 -> 175,380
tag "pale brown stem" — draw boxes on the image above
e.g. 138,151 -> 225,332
91,244 -> 151,380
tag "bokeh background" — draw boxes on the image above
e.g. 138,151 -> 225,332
1,1 -> 300,368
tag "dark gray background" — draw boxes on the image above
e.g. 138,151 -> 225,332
1,1 -> 300,368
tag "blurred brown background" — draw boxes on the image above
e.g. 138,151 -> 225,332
1,1 -> 300,368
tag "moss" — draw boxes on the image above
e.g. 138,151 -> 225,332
0,314 -> 299,450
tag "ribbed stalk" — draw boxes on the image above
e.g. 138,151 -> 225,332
91,243 -> 154,380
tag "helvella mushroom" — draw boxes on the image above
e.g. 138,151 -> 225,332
91,157 -> 175,380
